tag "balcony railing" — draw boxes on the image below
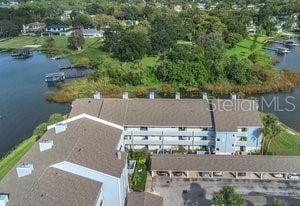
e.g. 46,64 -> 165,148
124,139 -> 215,146
123,130 -> 214,137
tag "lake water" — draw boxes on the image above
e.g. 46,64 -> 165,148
258,37 -> 300,131
0,37 -> 300,158
0,52 -> 71,158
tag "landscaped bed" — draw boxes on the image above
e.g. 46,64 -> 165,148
129,150 -> 149,192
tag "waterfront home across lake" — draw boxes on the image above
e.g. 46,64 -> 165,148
83,28 -> 104,38
42,24 -> 73,36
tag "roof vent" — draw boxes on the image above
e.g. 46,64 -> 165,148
202,92 -> 208,100
230,92 -> 237,100
116,151 -> 122,160
54,123 -> 67,134
16,164 -> 34,178
93,91 -> 101,100
39,140 -> 54,152
149,91 -> 155,100
122,92 -> 128,100
0,193 -> 9,206
175,92 -> 180,100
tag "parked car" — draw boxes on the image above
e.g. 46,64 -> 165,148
157,171 -> 169,176
237,172 -> 246,177
200,172 -> 211,178
213,172 -> 223,176
288,173 -> 299,179
272,173 -> 284,178
173,171 -> 185,177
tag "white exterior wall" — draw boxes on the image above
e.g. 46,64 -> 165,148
51,161 -> 127,206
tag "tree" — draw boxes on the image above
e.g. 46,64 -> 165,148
0,20 -> 19,37
44,37 -> 55,48
212,186 -> 246,206
272,199 -> 286,206
224,55 -> 252,84
261,113 -> 281,154
114,30 -> 150,61
68,30 -> 85,50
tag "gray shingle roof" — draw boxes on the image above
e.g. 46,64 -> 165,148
151,154 -> 300,173
0,117 -> 125,206
127,192 -> 163,206
211,99 -> 262,131
70,98 -> 262,130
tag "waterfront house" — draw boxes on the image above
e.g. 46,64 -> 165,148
42,24 -> 73,36
83,28 -> 104,38
22,22 -> 45,35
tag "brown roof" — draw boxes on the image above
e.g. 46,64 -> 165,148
24,168 -> 102,206
127,192 -> 163,206
151,154 -> 300,173
211,99 -> 262,131
71,98 -> 213,127
70,98 -> 262,130
0,117 -> 125,205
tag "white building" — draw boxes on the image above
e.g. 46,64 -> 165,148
83,28 -> 104,38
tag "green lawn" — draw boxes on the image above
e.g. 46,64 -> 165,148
0,135 -> 36,181
227,36 -> 273,65
268,124 -> 300,156
0,36 -> 44,50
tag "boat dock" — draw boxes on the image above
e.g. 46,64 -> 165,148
263,46 -> 290,54
11,49 -> 33,59
59,64 -> 77,70
45,71 -> 90,83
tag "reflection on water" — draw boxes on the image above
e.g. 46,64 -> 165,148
0,52 -> 70,158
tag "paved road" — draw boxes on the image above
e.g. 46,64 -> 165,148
152,177 -> 300,206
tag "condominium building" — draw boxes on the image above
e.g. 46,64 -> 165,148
70,93 -> 262,155
0,92 -> 261,205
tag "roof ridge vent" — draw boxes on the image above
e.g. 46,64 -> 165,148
54,123 -> 67,134
0,193 -> 9,206
230,92 -> 237,100
16,163 -> 34,178
93,91 -> 101,100
149,91 -> 155,100
175,92 -> 180,100
122,92 -> 129,100
39,139 -> 54,152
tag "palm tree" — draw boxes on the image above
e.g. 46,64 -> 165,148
261,113 -> 281,154
212,186 -> 246,206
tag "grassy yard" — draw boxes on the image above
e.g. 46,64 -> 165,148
227,36 -> 274,65
0,135 -> 36,181
0,36 -> 44,50
268,123 -> 300,156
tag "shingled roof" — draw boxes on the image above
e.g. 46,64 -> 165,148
127,192 -> 163,206
0,117 -> 125,205
151,154 -> 300,173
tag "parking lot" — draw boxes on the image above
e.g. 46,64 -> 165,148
151,177 -> 300,206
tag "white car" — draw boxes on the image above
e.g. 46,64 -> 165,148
272,173 -> 284,178
288,173 -> 299,179
213,172 -> 223,176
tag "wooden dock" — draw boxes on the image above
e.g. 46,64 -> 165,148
59,64 -> 77,70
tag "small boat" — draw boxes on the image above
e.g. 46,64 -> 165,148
50,55 -> 64,60
45,72 -> 65,83
283,39 -> 299,46
11,49 -> 33,59
276,47 -> 290,54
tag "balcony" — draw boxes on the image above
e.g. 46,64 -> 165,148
123,130 -> 214,137
124,138 -> 215,146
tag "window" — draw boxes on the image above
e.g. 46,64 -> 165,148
179,127 -> 186,131
140,127 -> 148,131
216,148 -> 219,151
217,138 -> 220,141
241,128 -> 247,132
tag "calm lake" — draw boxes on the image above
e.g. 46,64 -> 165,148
0,52 -> 70,157
0,37 -> 300,158
258,37 -> 300,131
